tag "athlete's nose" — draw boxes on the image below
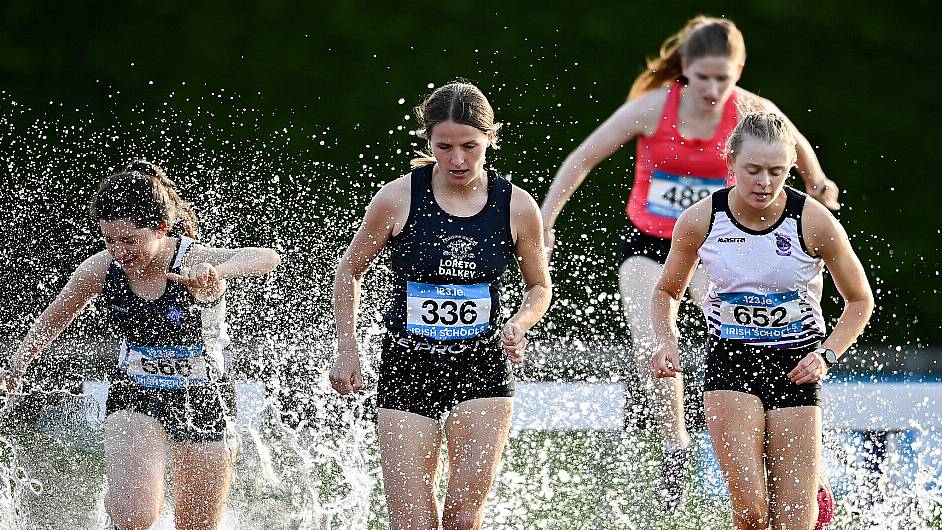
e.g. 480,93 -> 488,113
706,80 -> 720,100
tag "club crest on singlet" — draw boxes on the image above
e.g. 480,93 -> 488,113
775,233 -> 792,256
438,235 -> 479,279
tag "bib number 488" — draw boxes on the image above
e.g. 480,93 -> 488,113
420,300 -> 478,326
661,186 -> 711,209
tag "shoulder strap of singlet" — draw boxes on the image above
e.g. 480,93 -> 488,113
171,236 -> 196,272
654,82 -> 684,137
706,187 -> 731,234
783,186 -> 817,256
782,186 -> 806,221
409,163 -> 434,215
486,169 -> 514,244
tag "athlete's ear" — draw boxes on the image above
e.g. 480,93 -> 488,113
156,221 -> 170,236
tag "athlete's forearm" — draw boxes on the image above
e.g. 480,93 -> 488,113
214,248 -> 281,279
650,287 -> 682,348
333,265 -> 363,352
541,154 -> 595,229
507,284 -> 551,332
10,290 -> 92,374
821,298 -> 874,359
794,134 -> 828,189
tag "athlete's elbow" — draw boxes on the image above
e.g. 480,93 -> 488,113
266,249 -> 282,270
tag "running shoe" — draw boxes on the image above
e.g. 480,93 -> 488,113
815,475 -> 835,529
656,447 -> 690,513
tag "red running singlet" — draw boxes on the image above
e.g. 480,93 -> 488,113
626,81 -> 739,239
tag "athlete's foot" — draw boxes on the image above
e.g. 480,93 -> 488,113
656,447 -> 690,513
815,475 -> 835,529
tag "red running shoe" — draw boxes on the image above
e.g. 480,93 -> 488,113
816,475 -> 835,529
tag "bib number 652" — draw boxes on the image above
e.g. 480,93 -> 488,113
733,306 -> 788,327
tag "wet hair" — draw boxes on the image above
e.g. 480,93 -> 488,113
723,111 -> 798,165
628,16 -> 746,100
89,160 -> 199,238
410,81 -> 501,168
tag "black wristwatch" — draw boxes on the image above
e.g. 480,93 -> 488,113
815,347 -> 838,368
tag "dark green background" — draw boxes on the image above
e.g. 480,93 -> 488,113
1,1 -> 939,357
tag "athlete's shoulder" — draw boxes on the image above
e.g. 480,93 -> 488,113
625,87 -> 670,133
673,195 -> 713,244
509,183 -> 540,216
372,173 -> 413,210
72,250 -> 111,291
798,187 -> 845,253
734,87 -> 779,114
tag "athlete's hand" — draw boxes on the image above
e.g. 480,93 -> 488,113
167,262 -> 221,289
329,347 -> 364,395
0,368 -> 23,404
651,344 -> 682,378
808,178 -> 840,211
502,323 -> 527,364
788,351 -> 828,385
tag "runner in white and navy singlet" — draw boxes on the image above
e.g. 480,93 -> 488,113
700,187 -> 826,350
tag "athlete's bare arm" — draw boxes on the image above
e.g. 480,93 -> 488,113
2,251 -> 110,393
504,185 -> 552,362
802,199 -> 874,357
650,197 -> 712,378
330,175 -> 411,394
541,88 -> 668,248
739,88 -> 840,210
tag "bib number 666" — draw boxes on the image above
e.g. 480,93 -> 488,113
140,358 -> 193,377
420,300 -> 478,326
733,306 -> 788,327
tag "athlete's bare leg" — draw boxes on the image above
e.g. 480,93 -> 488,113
378,408 -> 445,530
441,397 -> 514,530
104,411 -> 169,530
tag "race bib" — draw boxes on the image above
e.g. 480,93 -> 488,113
124,344 -> 210,389
716,291 -> 803,341
406,282 -> 491,340
646,171 -> 725,219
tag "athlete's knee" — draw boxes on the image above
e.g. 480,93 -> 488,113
107,496 -> 161,530
443,504 -> 485,530
730,497 -> 768,529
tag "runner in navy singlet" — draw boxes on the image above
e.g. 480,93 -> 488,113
330,82 -> 551,529
1,160 -> 280,530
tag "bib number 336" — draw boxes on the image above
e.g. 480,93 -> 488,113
407,282 -> 491,340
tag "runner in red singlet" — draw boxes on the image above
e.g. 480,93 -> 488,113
540,16 -> 841,512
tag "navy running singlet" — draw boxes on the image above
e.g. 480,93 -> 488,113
100,236 -> 230,389
383,164 -> 514,341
